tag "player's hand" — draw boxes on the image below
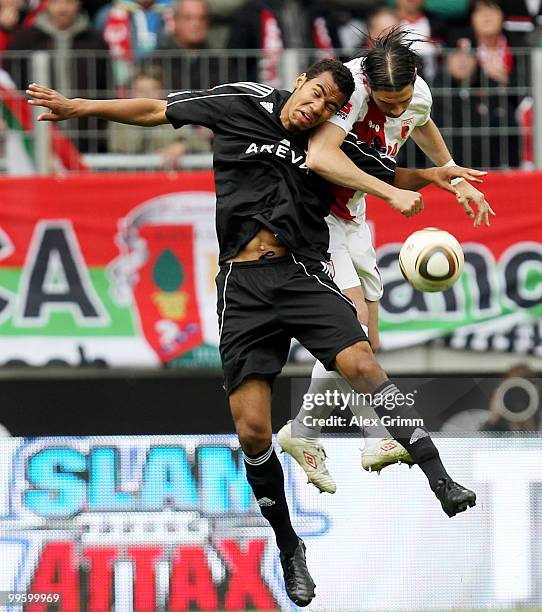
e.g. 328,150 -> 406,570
26,83 -> 79,122
388,188 -> 424,218
423,165 -> 486,196
454,180 -> 496,227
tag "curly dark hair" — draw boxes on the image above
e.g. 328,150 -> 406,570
304,58 -> 355,104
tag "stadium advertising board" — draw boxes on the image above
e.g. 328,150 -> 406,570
0,435 -> 541,611
0,171 -> 540,367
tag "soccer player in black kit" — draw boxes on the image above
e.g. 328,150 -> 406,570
28,62 -> 478,607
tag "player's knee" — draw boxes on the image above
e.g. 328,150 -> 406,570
335,341 -> 385,390
353,350 -> 382,382
235,417 -> 272,454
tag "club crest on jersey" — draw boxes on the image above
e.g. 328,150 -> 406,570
335,101 -> 352,120
400,117 -> 415,139
244,139 -> 308,169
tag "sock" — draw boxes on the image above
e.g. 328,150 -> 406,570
244,445 -> 299,554
370,381 -> 451,490
292,359 -> 350,439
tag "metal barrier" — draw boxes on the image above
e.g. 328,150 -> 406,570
0,47 -> 539,173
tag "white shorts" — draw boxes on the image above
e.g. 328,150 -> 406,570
326,213 -> 383,301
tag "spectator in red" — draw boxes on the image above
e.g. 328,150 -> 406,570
0,0 -> 23,50
0,0 -> 44,51
432,39 -> 519,168
6,0 -> 108,88
6,0 -> 109,151
93,0 -> 172,86
227,0 -> 340,87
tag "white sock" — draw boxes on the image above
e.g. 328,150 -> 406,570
292,360 -> 390,444
292,360 -> 349,439
348,399 -> 389,442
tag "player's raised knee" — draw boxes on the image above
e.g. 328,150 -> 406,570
235,417 -> 272,454
334,341 -> 386,392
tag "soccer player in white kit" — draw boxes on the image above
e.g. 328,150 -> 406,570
278,29 -> 495,493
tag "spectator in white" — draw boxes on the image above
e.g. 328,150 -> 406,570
108,66 -> 211,167
394,0 -> 437,81
150,0 -> 220,91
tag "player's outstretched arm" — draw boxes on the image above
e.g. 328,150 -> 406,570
307,121 -> 424,218
394,165 -> 486,193
26,83 -> 168,127
411,119 -> 496,227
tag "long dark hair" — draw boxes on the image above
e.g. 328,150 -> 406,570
357,27 -> 422,91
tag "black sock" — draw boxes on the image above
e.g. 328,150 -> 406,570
372,381 -> 450,490
244,445 -> 299,554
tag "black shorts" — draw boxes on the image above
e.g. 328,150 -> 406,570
216,255 -> 368,395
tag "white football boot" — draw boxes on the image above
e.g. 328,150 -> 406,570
361,438 -> 415,474
277,421 -> 336,493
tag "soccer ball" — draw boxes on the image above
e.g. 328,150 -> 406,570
399,228 -> 464,292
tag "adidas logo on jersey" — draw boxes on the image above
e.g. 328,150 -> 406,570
257,497 -> 276,507
260,101 -> 274,113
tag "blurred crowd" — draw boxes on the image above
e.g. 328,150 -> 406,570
0,0 -> 540,168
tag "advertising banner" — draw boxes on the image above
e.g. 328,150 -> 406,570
0,173 -> 220,367
0,170 -> 540,367
0,435 -> 541,611
364,171 -> 542,354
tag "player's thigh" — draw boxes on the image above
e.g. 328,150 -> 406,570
329,247 -> 360,295
216,263 -> 290,396
347,222 -> 383,304
278,259 -> 367,370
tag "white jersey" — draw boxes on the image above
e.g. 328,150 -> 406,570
328,57 -> 433,223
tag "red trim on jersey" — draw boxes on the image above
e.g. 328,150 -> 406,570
330,99 -> 387,220
330,185 -> 356,220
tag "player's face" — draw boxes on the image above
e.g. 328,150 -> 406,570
285,72 -> 346,133
369,83 -> 414,118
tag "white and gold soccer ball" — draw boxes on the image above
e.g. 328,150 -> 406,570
399,228 -> 464,292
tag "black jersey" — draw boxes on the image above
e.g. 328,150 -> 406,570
166,82 -> 394,263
